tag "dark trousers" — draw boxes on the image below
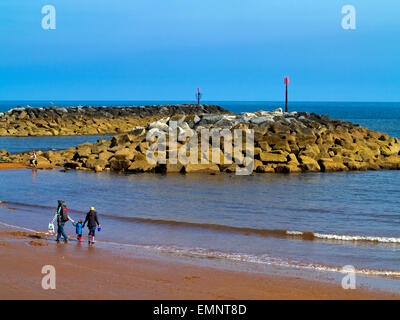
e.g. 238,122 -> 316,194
88,227 -> 96,237
56,222 -> 68,240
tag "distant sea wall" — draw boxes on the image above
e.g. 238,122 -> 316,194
0,104 -> 229,136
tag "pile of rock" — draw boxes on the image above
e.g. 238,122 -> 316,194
0,148 -> 9,159
0,104 -> 228,136
4,108 -> 400,174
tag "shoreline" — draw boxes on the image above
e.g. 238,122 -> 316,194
0,225 -> 398,300
0,163 -> 58,170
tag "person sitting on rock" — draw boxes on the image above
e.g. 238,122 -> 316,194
30,150 -> 38,167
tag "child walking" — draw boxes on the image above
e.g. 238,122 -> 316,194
72,219 -> 83,243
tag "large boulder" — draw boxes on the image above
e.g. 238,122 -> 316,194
318,158 -> 348,172
166,162 -> 184,173
85,158 -> 108,170
184,163 -> 220,174
127,160 -> 156,173
114,148 -> 136,161
109,159 -> 131,171
74,146 -> 92,159
259,151 -> 287,163
98,151 -> 114,160
298,155 -> 320,172
275,164 -> 302,173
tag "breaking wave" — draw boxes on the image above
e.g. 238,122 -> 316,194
2,199 -> 400,245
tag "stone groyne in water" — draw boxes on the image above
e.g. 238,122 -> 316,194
0,104 -> 228,136
3,106 -> 400,174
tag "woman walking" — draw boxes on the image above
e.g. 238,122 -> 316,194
83,207 -> 101,245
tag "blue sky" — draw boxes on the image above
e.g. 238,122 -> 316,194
0,0 -> 399,101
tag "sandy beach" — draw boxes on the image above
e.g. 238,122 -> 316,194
0,225 -> 398,300
0,163 -> 58,170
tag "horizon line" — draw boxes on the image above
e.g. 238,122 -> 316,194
0,99 -> 399,104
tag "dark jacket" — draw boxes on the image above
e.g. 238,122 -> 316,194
83,210 -> 100,228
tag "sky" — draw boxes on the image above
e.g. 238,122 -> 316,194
0,0 -> 399,102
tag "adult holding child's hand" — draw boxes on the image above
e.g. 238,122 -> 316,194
83,206 -> 100,245
50,200 -> 73,243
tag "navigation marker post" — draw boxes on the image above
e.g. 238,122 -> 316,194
196,88 -> 202,105
284,77 -> 289,112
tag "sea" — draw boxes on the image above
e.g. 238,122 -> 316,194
1,100 -> 400,292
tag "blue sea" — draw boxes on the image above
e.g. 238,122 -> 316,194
1,101 -> 400,293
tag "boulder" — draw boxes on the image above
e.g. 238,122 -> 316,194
98,151 -> 114,160
318,158 -> 348,172
259,152 -> 287,163
275,164 -> 302,173
127,160 -> 156,173
343,161 -> 368,171
75,146 -> 92,158
250,117 -> 274,124
85,158 -> 108,170
220,163 -> 239,173
298,155 -> 320,172
184,163 -> 220,174
166,162 -> 184,173
114,148 -> 135,160
256,164 -> 276,173
287,153 -> 299,165
258,141 -> 271,152
109,159 -> 131,172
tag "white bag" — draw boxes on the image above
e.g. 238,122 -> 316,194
48,223 -> 55,234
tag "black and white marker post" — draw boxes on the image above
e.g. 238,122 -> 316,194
284,77 -> 289,112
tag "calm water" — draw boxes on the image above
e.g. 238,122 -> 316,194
0,135 -> 112,154
1,169 -> 400,282
1,101 -> 400,290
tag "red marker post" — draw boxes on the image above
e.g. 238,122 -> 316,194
196,87 -> 202,105
284,77 -> 289,112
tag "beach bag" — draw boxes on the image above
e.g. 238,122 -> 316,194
48,223 -> 55,234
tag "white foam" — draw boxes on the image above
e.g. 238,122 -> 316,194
284,229 -> 400,244
314,232 -> 400,243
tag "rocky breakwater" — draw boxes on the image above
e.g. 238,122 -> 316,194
4,108 -> 400,174
0,104 -> 228,136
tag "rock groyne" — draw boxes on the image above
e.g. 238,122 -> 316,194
3,108 -> 400,174
0,104 -> 229,136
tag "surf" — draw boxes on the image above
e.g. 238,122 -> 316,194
2,199 -> 400,245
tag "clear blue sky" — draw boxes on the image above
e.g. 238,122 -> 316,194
0,0 -> 399,101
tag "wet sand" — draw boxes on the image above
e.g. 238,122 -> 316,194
0,163 -> 58,170
0,226 -> 398,300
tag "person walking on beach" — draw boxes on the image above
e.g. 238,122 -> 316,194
83,207 -> 100,245
30,150 -> 38,167
50,200 -> 74,243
